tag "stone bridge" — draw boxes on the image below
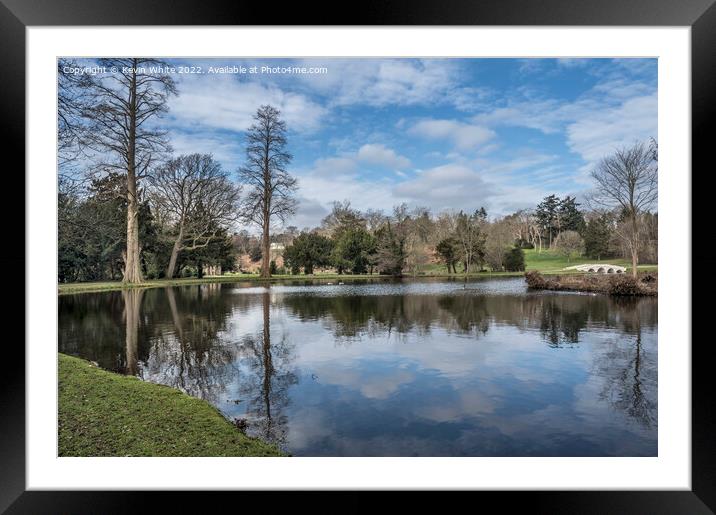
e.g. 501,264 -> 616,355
565,264 -> 627,274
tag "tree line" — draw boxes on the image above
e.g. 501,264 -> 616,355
59,59 -> 296,282
273,181 -> 656,278
58,58 -> 657,283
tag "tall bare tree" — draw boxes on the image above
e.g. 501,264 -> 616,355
238,105 -> 297,278
588,140 -> 657,277
455,209 -> 486,277
82,58 -> 177,283
149,154 -> 241,278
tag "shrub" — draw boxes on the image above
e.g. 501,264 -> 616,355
525,270 -> 547,288
608,274 -> 643,295
269,260 -> 277,275
640,272 -> 657,283
503,247 -> 526,272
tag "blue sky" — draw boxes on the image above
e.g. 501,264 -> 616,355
160,57 -> 657,229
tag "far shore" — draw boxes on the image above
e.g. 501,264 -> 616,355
58,265 -> 658,295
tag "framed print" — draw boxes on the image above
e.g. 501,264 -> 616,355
3,0 -> 714,511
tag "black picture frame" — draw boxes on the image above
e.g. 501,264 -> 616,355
3,0 -> 713,511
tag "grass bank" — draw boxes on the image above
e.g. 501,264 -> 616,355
58,249 -> 657,295
58,353 -> 284,457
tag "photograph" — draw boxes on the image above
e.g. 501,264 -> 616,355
56,56 -> 659,458
1,0 -> 709,505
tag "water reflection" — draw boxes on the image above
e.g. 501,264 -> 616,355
58,278 -> 657,456
141,286 -> 236,403
122,289 -> 143,376
236,291 -> 298,447
593,299 -> 657,429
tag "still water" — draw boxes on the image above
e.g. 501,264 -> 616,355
58,277 -> 657,456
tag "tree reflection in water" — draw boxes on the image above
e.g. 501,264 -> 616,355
237,289 -> 298,448
593,297 -> 657,429
140,285 -> 238,404
122,288 -> 144,376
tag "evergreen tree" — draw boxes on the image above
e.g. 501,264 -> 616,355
283,232 -> 333,275
536,194 -> 560,247
374,222 -> 405,276
503,247 -> 526,272
435,237 -> 460,274
331,227 -> 375,274
583,213 -> 613,260
558,196 -> 586,235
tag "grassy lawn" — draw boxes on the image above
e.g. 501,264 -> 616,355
58,353 -> 284,457
416,249 -> 657,276
58,250 -> 657,295
521,249 -> 657,272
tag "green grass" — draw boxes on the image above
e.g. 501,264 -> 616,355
415,249 -> 657,276
58,353 -> 284,457
58,250 -> 657,295
521,249 -> 657,272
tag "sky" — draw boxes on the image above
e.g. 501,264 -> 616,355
146,58 -> 657,230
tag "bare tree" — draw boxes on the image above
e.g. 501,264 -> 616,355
588,140 -> 657,276
433,211 -> 459,243
320,200 -> 365,237
364,208 -> 387,233
58,59 -> 93,170
455,209 -> 486,278
553,230 -> 585,262
81,58 -> 177,283
238,105 -> 297,278
149,154 -> 241,278
511,209 -> 542,252
484,218 -> 513,271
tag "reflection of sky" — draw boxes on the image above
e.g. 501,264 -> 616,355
213,286 -> 656,456
276,325 -> 654,456
59,278 -> 658,456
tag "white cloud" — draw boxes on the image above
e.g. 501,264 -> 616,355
590,78 -> 654,100
471,81 -> 657,170
557,58 -> 590,68
393,164 -> 495,212
472,100 -> 567,134
409,119 -> 496,151
168,74 -> 327,134
566,92 -> 657,164
169,132 -> 243,171
288,151 -> 568,227
290,196 -> 330,230
294,58 -> 481,110
310,157 -> 358,178
356,144 -> 411,170
297,173 -> 402,217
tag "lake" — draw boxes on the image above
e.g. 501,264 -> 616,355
58,277 -> 657,456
